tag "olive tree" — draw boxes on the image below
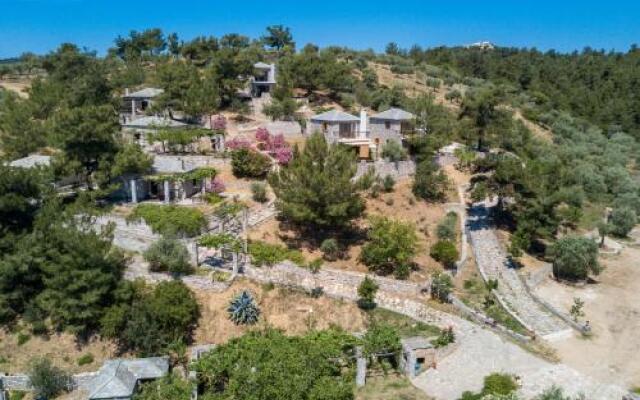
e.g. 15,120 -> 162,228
549,236 -> 601,281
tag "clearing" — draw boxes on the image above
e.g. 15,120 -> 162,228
534,246 -> 640,389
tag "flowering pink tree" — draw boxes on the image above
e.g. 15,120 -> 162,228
274,147 -> 293,165
254,127 -> 293,165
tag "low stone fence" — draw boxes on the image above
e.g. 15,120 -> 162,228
449,295 -> 532,343
0,372 -> 98,392
243,261 -> 426,300
519,274 -> 591,336
355,160 -> 416,180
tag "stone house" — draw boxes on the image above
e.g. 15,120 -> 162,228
309,107 -> 415,160
369,107 -> 415,147
121,87 -> 164,120
121,115 -> 189,148
250,62 -> 276,97
8,154 -> 82,188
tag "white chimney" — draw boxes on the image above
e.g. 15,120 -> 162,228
125,88 -> 129,96
359,109 -> 368,139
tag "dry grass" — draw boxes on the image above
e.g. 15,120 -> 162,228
193,279 -> 367,344
247,178 -> 449,282
356,374 -> 433,400
0,80 -> 30,98
0,329 -> 118,374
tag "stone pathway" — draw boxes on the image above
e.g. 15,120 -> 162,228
467,201 -> 570,338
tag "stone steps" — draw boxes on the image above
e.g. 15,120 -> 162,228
467,203 -> 569,337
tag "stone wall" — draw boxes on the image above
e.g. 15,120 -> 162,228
0,372 -> 98,392
243,261 -> 426,301
355,160 -> 416,180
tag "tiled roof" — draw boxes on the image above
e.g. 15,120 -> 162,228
122,116 -> 188,129
152,156 -> 199,174
310,109 -> 360,123
370,108 -> 415,121
8,155 -> 51,168
123,87 -> 164,98
88,357 -> 169,400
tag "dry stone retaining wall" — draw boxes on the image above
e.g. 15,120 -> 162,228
355,160 -> 416,180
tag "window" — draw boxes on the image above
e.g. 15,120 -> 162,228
385,121 -> 391,130
322,123 -> 328,133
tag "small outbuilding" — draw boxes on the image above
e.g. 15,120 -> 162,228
399,337 -> 436,377
369,107 -> 415,146
87,357 -> 169,400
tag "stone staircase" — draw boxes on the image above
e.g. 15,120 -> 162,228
467,202 -> 570,338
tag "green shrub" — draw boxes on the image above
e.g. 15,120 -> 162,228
231,148 -> 271,178
413,161 -> 449,202
17,332 -> 30,346
357,276 -> 379,310
609,206 -> 637,237
144,237 -> 193,275
77,353 -> 94,366
430,240 -> 459,268
432,326 -> 455,348
307,258 -> 323,273
28,357 -> 71,399
436,211 -> 458,241
251,182 -> 268,203
430,272 -> 453,302
320,238 -> 340,261
482,373 -> 518,396
382,175 -> 395,192
249,241 -> 305,267
381,140 -> 407,162
128,204 -> 206,238
360,216 -> 419,279
549,236 -> 601,281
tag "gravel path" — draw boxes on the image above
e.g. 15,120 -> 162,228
467,201 -> 570,337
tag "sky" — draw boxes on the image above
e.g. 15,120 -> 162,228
1,0 -> 640,58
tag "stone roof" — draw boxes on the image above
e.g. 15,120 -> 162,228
152,156 -> 199,174
122,116 -> 188,129
8,154 -> 52,169
88,357 -> 169,400
123,87 -> 164,99
310,110 -> 360,123
370,108 -> 415,121
401,336 -> 433,351
254,62 -> 273,69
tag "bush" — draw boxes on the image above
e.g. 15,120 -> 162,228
320,238 -> 340,261
609,206 -> 637,237
77,353 -> 94,366
430,240 -> 459,268
382,175 -> 395,192
357,276 -> 379,310
249,241 -> 305,267
101,281 -> 199,356
432,326 -> 455,348
549,236 -> 601,281
430,272 -> 453,302
359,216 -> 419,279
144,237 -> 193,275
28,357 -> 71,399
307,258 -> 323,273
381,140 -> 407,162
413,161 -> 449,202
231,148 -> 271,178
228,291 -> 260,325
251,182 -> 268,203
436,211 -> 458,241
128,204 -> 206,237
482,373 -> 518,396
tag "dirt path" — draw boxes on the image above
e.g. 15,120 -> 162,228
535,246 -> 640,388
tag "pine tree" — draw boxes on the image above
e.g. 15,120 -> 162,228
269,133 -> 364,229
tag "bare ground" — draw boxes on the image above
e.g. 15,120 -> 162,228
193,279 -> 367,344
534,246 -> 640,389
247,178 -> 449,282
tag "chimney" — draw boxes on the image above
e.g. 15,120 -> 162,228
359,109 -> 368,139
125,88 -> 129,96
